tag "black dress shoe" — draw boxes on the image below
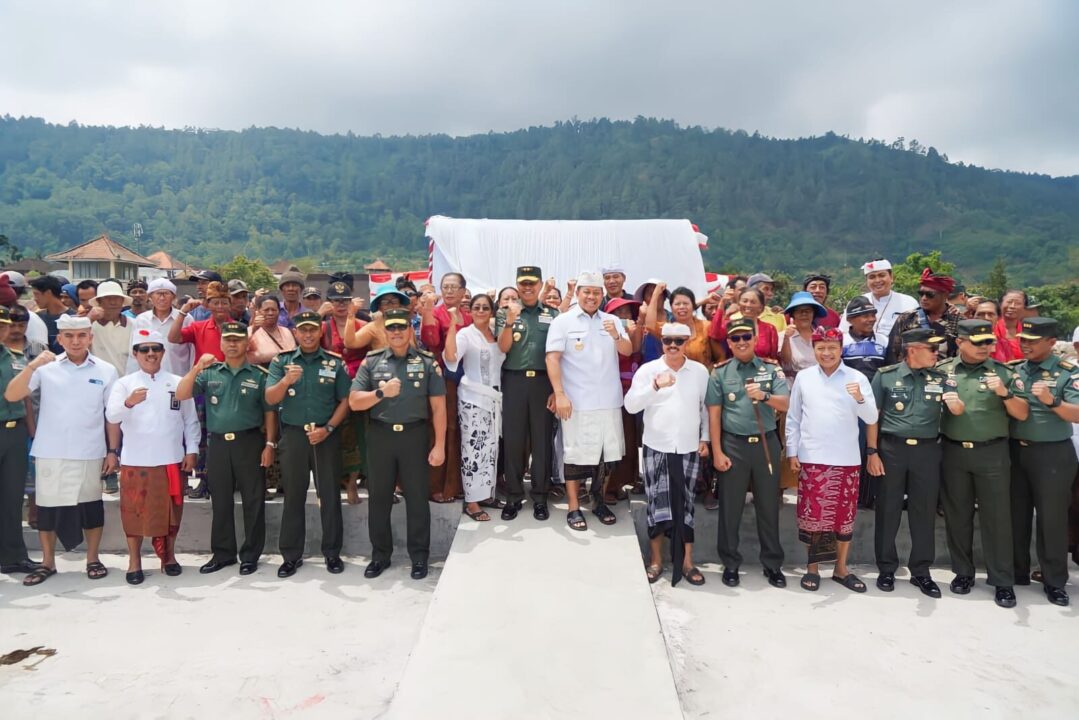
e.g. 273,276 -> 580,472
876,572 -> 896,592
1045,585 -> 1070,607
126,570 -> 145,585
763,568 -> 786,588
364,560 -> 390,578
501,500 -> 522,521
239,562 -> 258,576
722,567 -> 740,587
326,556 -> 345,574
277,559 -> 303,578
994,586 -> 1017,608
950,575 -> 975,595
163,563 -> 183,577
910,575 -> 942,598
199,558 -> 237,574
1,559 -> 43,574
533,503 -> 549,521
410,561 -> 428,580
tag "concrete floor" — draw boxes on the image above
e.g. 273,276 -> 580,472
0,553 -> 437,720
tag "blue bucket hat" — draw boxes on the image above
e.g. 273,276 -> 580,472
371,285 -> 411,312
783,290 -> 827,319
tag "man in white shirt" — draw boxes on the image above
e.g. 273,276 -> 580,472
128,278 -> 193,376
786,326 -> 880,593
547,271 -> 632,531
106,329 -> 200,585
89,280 -> 133,377
625,322 -> 710,586
4,315 -> 120,586
838,258 -> 918,346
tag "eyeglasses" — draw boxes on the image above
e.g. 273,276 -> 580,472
441,284 -> 462,292
728,333 -> 754,344
134,345 -> 165,354
968,339 -> 994,347
918,290 -> 938,298
661,337 -> 687,347
472,305 -> 493,313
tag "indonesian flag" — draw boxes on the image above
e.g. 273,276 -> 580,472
368,270 -> 432,296
704,272 -> 729,295
692,223 -> 708,249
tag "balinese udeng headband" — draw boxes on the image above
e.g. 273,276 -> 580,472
811,326 -> 844,344
861,259 -> 892,275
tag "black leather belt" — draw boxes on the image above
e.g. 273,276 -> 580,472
209,428 -> 261,441
723,430 -> 776,444
0,418 -> 25,430
372,420 -> 426,432
944,437 -> 1006,449
882,433 -> 939,446
504,369 -> 547,377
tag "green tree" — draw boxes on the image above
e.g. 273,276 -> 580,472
214,255 -> 277,292
0,234 -> 21,264
981,258 -> 1009,303
892,251 -> 956,296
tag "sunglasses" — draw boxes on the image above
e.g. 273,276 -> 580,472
918,290 -> 938,298
385,325 -> 410,333
968,338 -> 994,347
404,292 -> 419,298
728,333 -> 755,344
661,337 -> 687,347
134,345 -> 165,354
9,316 -> 29,323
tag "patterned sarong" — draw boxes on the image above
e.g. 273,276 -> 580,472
796,462 -> 859,564
120,465 -> 183,561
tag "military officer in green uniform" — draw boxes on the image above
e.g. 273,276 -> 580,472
0,307 -> 42,576
495,265 -> 559,521
707,317 -> 789,589
1009,317 -> 1079,606
266,311 -> 351,578
176,321 -> 277,576
937,319 -> 1029,608
350,309 -> 446,580
869,328 -> 965,597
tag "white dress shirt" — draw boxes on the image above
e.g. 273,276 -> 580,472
838,291 -> 918,346
106,370 -> 200,466
127,308 -> 193,375
785,363 -> 878,466
624,356 -> 709,454
545,305 -> 627,411
29,353 -> 118,460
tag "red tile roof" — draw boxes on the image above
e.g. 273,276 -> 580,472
45,234 -> 158,266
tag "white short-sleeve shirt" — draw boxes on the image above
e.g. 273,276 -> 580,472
29,353 -> 118,460
545,305 -> 627,412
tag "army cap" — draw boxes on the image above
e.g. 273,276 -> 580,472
1016,317 -> 1059,340
302,286 -> 322,299
0,306 -> 10,324
516,266 -> 542,283
326,281 -> 352,301
220,321 -> 248,338
227,279 -> 249,296
845,295 -> 876,318
727,317 -> 756,336
293,311 -> 323,328
957,319 -> 995,342
901,328 -> 944,346
383,308 -> 410,328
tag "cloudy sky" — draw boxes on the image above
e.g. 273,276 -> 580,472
3,1 -> 1076,176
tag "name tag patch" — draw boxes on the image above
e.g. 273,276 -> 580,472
318,368 -> 336,379
538,315 -> 553,324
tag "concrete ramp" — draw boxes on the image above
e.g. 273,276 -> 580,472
384,502 -> 684,720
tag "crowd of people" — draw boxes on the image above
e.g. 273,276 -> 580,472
0,258 -> 1076,609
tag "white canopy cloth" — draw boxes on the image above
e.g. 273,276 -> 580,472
427,216 -> 708,299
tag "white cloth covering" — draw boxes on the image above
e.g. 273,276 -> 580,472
106,370 -> 201,466
785,363 -> 878,466
35,457 -> 102,507
838,291 -> 918,347
545,305 -> 627,412
624,357 -> 710,454
561,407 -> 625,465
26,311 -> 48,347
29,353 -> 117,460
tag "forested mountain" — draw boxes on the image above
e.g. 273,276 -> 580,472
1,115 -> 1076,283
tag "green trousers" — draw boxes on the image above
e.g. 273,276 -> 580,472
1011,439 -> 1077,589
715,431 -> 784,572
367,421 -> 430,564
206,428 -> 266,564
278,424 -> 342,563
0,420 -> 30,566
875,435 -> 940,576
942,439 -> 1013,587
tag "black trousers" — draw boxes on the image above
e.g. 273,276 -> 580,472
279,424 -> 342,563
0,420 -> 30,566
1011,439 -> 1078,588
501,370 -> 553,503
368,422 -> 430,564
206,429 -> 266,564
942,439 -> 1013,587
875,435 -> 941,577
715,431 -> 784,572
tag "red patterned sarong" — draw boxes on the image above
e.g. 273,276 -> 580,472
796,462 -> 859,564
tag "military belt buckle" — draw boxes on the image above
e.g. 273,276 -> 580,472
392,424 -> 404,432
747,436 -> 759,444
4,420 -> 16,429
525,370 -> 536,378
961,441 -> 974,449
905,438 -> 918,446
224,432 -> 236,441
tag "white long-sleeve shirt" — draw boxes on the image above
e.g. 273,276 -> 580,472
106,369 -> 200,466
624,356 -> 710,454
785,363 -> 877,466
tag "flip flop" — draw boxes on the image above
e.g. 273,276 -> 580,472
592,504 -> 617,526
477,497 -> 505,509
832,573 -> 867,593
86,561 -> 108,580
682,567 -> 706,586
646,564 -> 663,584
23,566 -> 57,586
567,509 -> 587,532
464,507 -> 491,522
800,572 -> 821,592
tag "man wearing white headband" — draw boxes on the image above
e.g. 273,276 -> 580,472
5,314 -> 120,586
600,265 -> 632,312
839,258 -> 917,346
546,271 -> 632,531
128,277 -> 193,376
106,329 -> 200,584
